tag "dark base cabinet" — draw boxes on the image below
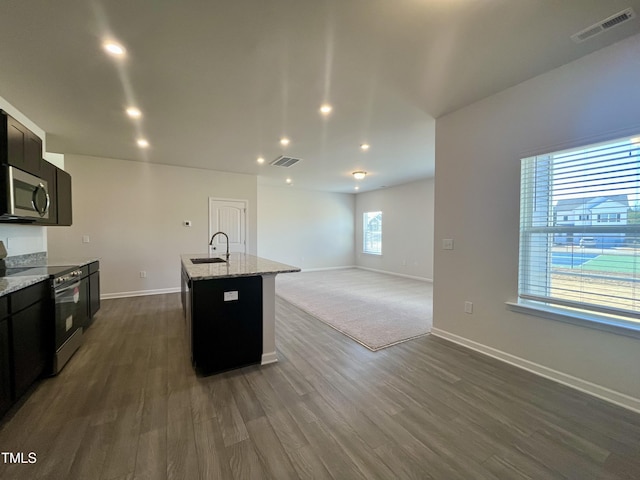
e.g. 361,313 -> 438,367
0,281 -> 51,420
190,276 -> 263,376
0,316 -> 11,418
12,299 -> 48,398
88,261 -> 100,323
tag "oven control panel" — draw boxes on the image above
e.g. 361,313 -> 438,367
55,266 -> 88,285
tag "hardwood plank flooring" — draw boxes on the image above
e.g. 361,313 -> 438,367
0,293 -> 639,479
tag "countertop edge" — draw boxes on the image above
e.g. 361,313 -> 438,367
0,275 -> 50,298
0,258 -> 101,298
181,253 -> 301,281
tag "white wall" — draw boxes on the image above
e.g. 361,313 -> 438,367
355,179 -> 434,280
433,33 -> 640,408
47,154 -> 257,297
0,95 -> 48,256
257,184 -> 355,269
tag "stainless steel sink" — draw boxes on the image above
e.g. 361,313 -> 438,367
191,257 -> 228,264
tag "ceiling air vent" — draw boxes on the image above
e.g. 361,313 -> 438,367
270,155 -> 301,167
571,8 -> 636,43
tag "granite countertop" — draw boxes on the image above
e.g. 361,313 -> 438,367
0,275 -> 50,298
42,257 -> 100,267
181,253 -> 300,281
0,255 -> 101,298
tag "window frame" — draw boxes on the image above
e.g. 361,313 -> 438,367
515,134 -> 640,335
362,211 -> 383,255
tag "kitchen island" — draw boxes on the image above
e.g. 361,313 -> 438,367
180,253 -> 300,375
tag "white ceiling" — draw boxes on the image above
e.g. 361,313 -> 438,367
1,1 -> 639,193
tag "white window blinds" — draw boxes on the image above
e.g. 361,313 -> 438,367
518,135 -> 640,322
363,211 -> 382,255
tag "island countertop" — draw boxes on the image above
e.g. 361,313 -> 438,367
181,253 -> 300,281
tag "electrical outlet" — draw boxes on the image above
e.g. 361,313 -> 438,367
443,238 -> 454,250
464,301 -> 473,314
139,271 -> 147,278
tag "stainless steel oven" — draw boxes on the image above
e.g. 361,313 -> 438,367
2,166 -> 50,221
53,266 -> 88,373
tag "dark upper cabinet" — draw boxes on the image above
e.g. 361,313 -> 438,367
0,110 -> 73,226
56,168 -> 72,226
39,160 -> 57,225
25,131 -> 43,175
0,111 -> 42,175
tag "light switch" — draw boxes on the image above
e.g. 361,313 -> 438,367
224,291 -> 239,302
442,238 -> 454,250
82,235 -> 90,243
464,301 -> 473,314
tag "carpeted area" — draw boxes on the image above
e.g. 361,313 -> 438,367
276,268 -> 432,351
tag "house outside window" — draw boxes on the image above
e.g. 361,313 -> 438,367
363,211 -> 382,255
518,134 -> 640,327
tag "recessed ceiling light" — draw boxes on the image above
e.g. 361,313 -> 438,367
354,186 -> 360,191
285,178 -> 292,184
280,137 -> 290,146
360,143 -> 370,151
352,171 -> 367,180
320,104 -> 332,115
103,41 -> 126,57
257,156 -> 265,164
137,138 -> 149,148
126,107 -> 142,118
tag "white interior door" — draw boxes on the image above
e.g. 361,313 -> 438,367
209,198 -> 247,254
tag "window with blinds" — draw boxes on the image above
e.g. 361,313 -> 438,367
518,135 -> 640,324
363,211 -> 382,255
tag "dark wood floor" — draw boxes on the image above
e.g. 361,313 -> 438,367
1,293 -> 639,479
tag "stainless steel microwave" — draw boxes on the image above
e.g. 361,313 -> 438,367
2,166 -> 50,221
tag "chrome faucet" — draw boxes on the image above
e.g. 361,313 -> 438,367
209,231 -> 230,259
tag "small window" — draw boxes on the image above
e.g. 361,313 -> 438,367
518,134 -> 640,325
363,211 -> 382,255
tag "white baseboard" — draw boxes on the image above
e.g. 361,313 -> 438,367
261,351 -> 278,365
431,328 -> 640,414
300,265 -> 357,272
356,266 -> 433,283
101,287 -> 180,300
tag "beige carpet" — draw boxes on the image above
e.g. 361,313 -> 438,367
276,268 -> 432,351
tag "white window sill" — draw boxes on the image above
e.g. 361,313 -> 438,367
505,300 -> 640,340
362,252 -> 382,256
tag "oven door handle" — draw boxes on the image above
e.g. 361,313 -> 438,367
55,281 -> 81,295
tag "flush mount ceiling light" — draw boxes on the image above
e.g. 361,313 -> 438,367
103,41 -> 126,57
360,143 -> 370,151
257,156 -> 265,164
280,137 -> 290,146
137,138 -> 149,148
352,171 -> 367,180
285,178 -> 292,184
126,107 -> 142,118
319,104 -> 332,115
